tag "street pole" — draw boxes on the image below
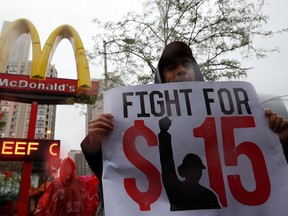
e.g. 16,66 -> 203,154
103,38 -> 135,88
103,40 -> 108,87
18,101 -> 38,216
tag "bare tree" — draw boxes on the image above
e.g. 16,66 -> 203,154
90,0 -> 287,84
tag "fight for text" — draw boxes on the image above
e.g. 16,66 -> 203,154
122,88 -> 252,118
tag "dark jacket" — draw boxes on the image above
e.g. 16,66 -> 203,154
80,42 -> 204,215
81,42 -> 288,215
81,41 -> 204,179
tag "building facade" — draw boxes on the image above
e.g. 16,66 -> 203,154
86,75 -> 125,134
0,21 -> 57,139
68,150 -> 92,176
85,78 -> 104,134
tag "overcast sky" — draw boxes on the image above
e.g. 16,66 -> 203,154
1,0 -> 288,159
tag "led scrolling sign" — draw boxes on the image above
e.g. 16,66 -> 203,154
0,138 -> 60,161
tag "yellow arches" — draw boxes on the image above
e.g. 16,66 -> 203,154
0,18 -> 91,88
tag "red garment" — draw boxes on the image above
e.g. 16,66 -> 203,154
34,158 -> 100,216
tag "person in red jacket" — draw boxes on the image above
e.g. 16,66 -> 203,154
34,157 -> 99,216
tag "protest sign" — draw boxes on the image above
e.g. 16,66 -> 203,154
102,81 -> 288,216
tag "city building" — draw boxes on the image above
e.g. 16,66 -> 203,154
0,21 -> 57,139
85,78 -> 103,134
86,74 -> 125,134
0,21 -> 59,214
68,149 -> 92,176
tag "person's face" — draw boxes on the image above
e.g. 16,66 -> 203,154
162,57 -> 195,83
60,162 -> 73,182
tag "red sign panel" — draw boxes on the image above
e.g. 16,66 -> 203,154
0,73 -> 98,104
1,73 -> 78,95
0,138 -> 60,161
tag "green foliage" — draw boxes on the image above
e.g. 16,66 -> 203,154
0,162 -> 23,172
0,171 -> 21,200
0,162 -> 23,200
0,111 -> 5,130
66,93 -> 98,105
90,0 -> 287,83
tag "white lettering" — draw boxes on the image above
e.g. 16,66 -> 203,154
0,77 -> 77,94
46,84 -> 53,90
38,83 -> 45,90
58,84 -> 65,91
19,80 -> 28,88
29,82 -> 37,89
10,80 -> 17,87
69,85 -> 76,92
0,79 -> 8,86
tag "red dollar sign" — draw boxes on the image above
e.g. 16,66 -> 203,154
123,120 -> 162,211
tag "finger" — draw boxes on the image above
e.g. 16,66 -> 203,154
273,116 -> 283,132
89,114 -> 114,128
268,112 -> 277,129
99,113 -> 114,120
264,108 -> 272,116
88,127 -> 112,135
88,120 -> 114,132
279,120 -> 288,131
89,113 -> 113,122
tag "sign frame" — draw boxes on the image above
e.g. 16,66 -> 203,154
0,138 -> 60,161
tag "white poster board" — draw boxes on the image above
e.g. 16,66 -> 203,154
102,81 -> 288,216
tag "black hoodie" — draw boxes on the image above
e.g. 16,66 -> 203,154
154,41 -> 204,83
82,41 -> 205,180
80,41 -> 205,216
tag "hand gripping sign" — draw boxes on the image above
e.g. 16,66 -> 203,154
101,81 -> 288,216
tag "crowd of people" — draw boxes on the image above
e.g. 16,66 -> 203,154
25,41 -> 288,215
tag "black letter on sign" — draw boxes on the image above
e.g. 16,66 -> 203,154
150,91 -> 165,117
203,88 -> 214,115
218,89 -> 234,115
136,91 -> 150,117
165,90 -> 181,116
123,92 -> 134,118
233,88 -> 252,114
179,89 -> 193,116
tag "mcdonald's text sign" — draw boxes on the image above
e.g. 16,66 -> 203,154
0,73 -> 98,104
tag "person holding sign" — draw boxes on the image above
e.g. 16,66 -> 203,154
81,41 -> 288,215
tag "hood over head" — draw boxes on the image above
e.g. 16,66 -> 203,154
154,41 -> 204,83
59,157 -> 76,184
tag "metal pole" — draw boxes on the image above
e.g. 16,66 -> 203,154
103,40 -> 108,87
18,101 -> 38,216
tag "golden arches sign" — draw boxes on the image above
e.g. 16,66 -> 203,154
0,18 -> 91,88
